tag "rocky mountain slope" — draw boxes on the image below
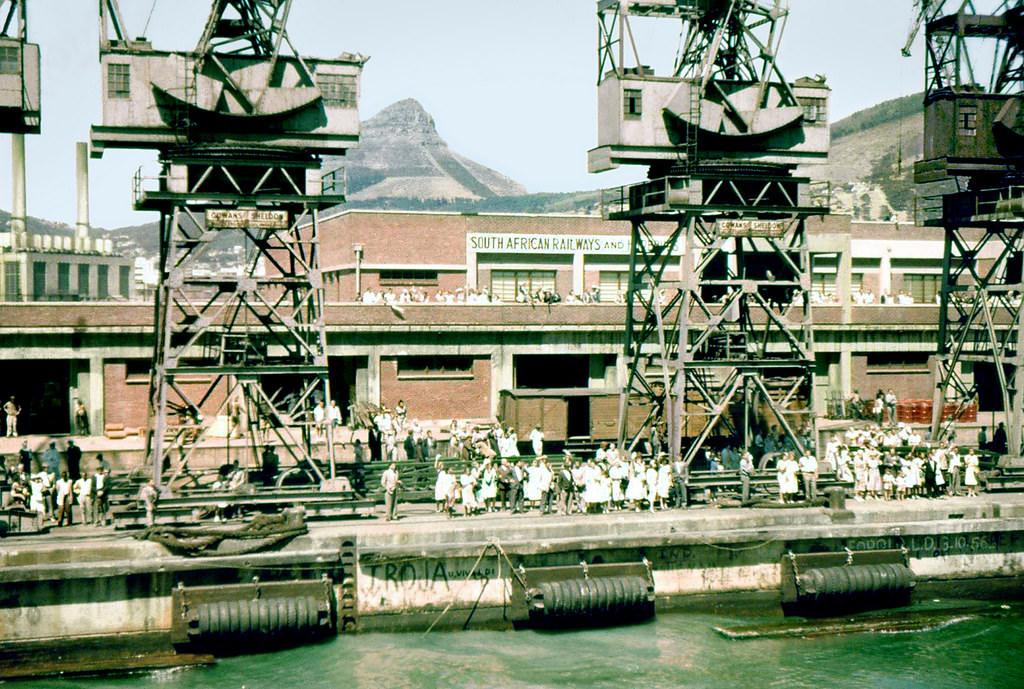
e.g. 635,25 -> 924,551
328,98 -> 526,203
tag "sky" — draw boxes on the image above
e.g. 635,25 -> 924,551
1,0 -> 928,230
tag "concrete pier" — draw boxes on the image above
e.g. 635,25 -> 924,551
2,492 -> 1023,677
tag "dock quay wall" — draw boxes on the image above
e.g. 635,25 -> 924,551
2,499 -> 1024,657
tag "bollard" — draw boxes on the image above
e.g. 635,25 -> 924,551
826,487 -> 846,511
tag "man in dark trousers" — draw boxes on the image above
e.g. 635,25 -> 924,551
66,439 -> 82,481
510,459 -> 526,513
496,457 -> 513,510
18,440 -> 32,475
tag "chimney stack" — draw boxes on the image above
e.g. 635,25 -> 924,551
76,142 -> 90,249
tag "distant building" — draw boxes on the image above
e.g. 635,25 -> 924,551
0,229 -> 134,302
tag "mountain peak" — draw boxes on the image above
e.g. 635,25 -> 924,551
364,98 -> 438,138
338,98 -> 526,202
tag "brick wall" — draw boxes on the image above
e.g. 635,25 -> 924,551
102,360 -> 229,431
379,356 -> 492,422
851,354 -> 935,401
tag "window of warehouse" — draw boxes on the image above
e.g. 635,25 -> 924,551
599,271 -> 629,303
107,63 -> 130,99
490,270 -> 556,302
811,254 -> 838,298
379,269 -> 438,286
397,356 -> 473,379
318,73 -> 357,107
599,270 -> 652,303
904,274 -> 941,304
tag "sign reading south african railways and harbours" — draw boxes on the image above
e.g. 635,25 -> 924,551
468,233 -> 678,255
716,219 -> 789,238
206,209 -> 290,230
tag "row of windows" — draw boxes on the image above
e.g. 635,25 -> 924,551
396,356 -> 473,378
489,270 -> 556,301
379,269 -> 438,285
106,64 -> 357,108
812,272 -> 942,303
30,262 -> 130,301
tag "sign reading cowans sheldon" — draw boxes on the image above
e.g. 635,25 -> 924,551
467,233 -> 678,255
206,209 -> 290,230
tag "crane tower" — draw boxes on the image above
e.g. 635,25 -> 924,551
909,1 -> 1024,457
92,0 -> 366,489
592,1 -> 830,469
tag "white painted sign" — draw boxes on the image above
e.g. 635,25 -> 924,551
206,209 -> 290,230
716,219 -> 789,238
468,233 -> 678,255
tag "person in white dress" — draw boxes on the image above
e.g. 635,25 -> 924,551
625,455 -> 646,509
645,462 -> 659,512
480,461 -> 498,512
656,461 -> 671,509
964,450 -> 980,497
434,463 -> 454,513
609,458 -> 627,509
524,459 -> 544,506
582,460 -> 601,512
459,466 -> 478,516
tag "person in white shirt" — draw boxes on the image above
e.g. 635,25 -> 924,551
328,400 -> 342,441
529,425 -> 545,457
74,474 -> 93,524
313,401 -> 326,441
799,451 -> 819,500
55,471 -> 74,526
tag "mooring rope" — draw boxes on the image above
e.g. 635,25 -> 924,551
422,542 -> 495,636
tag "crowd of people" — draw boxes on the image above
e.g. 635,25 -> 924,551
2,441 -> 113,528
428,444 -> 683,518
824,423 -> 983,500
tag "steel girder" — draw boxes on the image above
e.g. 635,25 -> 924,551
616,174 -> 818,468
144,152 -> 337,491
931,205 -> 1024,454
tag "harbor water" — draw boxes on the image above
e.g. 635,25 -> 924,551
22,600 -> 1024,689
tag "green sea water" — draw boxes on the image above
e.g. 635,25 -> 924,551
24,603 -> 1024,689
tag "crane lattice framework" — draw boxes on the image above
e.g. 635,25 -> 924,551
92,0 -> 366,490
909,1 -> 1024,456
592,1 -> 830,468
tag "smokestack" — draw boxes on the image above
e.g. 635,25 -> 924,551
76,141 -> 90,248
10,134 -> 26,249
